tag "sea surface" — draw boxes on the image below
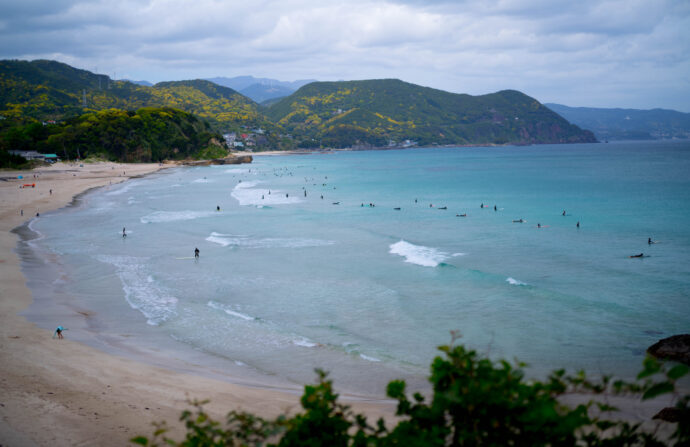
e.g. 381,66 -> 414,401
18,141 -> 690,396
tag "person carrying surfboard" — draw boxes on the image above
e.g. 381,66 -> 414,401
53,326 -> 66,339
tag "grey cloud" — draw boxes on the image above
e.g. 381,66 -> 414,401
0,0 -> 688,111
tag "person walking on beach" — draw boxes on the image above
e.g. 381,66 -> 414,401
194,247 -> 200,259
53,326 -> 65,339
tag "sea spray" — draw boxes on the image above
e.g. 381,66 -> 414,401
389,240 -> 450,267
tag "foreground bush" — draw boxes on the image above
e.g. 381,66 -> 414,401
132,335 -> 689,446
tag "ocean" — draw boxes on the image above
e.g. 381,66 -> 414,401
17,140 -> 690,397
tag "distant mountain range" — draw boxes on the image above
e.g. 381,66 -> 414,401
546,104 -> 690,140
1,59 -> 599,150
205,76 -> 316,103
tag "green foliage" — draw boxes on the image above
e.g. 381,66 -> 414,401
0,60 -> 274,135
0,107 -> 227,162
0,147 -> 29,168
134,337 -> 689,447
266,79 -> 597,148
1,60 -> 599,151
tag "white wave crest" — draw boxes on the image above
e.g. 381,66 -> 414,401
506,277 -> 528,286
206,232 -> 334,249
389,240 -> 449,267
105,182 -> 136,196
140,210 -> 216,224
231,181 -> 302,206
96,255 -> 177,325
207,300 -> 256,321
293,338 -> 318,348
360,354 -> 381,362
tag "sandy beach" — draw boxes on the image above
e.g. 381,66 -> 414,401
0,161 -> 394,446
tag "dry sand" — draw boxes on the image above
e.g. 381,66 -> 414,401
0,161 -> 394,446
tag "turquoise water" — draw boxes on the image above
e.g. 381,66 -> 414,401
20,141 -> 690,395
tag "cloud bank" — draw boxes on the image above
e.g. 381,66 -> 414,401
0,0 -> 688,111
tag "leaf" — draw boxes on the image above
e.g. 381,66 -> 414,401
130,436 -> 149,445
642,382 -> 674,400
637,356 -> 662,379
666,364 -> 689,381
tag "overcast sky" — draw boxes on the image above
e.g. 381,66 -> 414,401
1,0 -> 689,111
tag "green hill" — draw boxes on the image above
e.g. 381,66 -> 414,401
545,103 -> 690,140
0,107 -> 228,163
1,60 -> 598,150
0,59 -> 268,132
266,79 -> 596,147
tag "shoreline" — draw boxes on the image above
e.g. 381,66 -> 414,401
0,161 -> 395,446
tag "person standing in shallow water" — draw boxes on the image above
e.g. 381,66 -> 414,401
194,248 -> 200,258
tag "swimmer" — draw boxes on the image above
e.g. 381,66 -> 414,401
194,247 -> 200,258
537,223 -> 541,228
576,221 -> 580,228
494,205 -> 497,211
562,210 -> 566,216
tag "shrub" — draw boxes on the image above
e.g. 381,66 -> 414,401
133,335 -> 689,446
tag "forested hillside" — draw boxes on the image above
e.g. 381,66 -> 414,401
1,60 -> 597,152
0,60 -> 269,132
0,107 -> 228,163
266,79 -> 596,148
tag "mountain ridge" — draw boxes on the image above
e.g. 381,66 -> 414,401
1,59 -> 598,150
545,103 -> 690,140
266,79 -> 596,147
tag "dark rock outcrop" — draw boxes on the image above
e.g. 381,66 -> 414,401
182,155 -> 253,166
647,334 -> 690,365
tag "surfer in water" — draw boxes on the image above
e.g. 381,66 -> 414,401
648,237 -> 655,245
122,227 -> 126,238
630,253 -> 644,258
194,247 -> 200,259
217,205 -> 220,211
